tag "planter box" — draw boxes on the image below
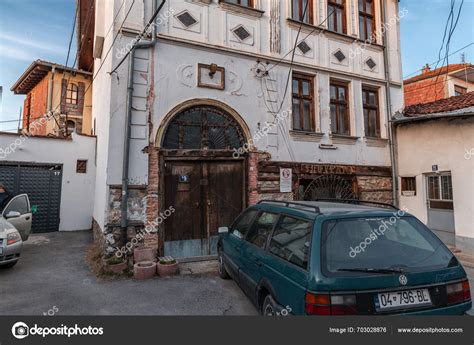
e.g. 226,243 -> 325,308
157,261 -> 179,277
134,247 -> 156,263
105,261 -> 128,274
134,261 -> 157,280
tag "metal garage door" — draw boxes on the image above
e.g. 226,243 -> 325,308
0,163 -> 62,233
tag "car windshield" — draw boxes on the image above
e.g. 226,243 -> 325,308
321,216 -> 456,276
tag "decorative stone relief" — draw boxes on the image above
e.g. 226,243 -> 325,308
176,64 -> 194,88
270,0 -> 281,53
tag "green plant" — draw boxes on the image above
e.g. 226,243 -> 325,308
159,256 -> 176,265
106,256 -> 124,265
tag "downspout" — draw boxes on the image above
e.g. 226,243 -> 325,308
121,0 -> 166,230
381,0 -> 399,206
48,67 -> 55,130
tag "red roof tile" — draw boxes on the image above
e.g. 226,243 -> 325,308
404,63 -> 473,85
404,91 -> 474,116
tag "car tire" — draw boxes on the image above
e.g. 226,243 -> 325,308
262,294 -> 278,316
217,248 -> 230,279
0,261 -> 17,269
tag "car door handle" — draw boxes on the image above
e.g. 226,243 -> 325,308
255,259 -> 263,267
25,217 -> 30,220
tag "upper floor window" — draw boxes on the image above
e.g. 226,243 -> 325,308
359,0 -> 375,42
223,0 -> 254,7
292,73 -> 314,131
330,80 -> 350,135
328,0 -> 346,34
362,87 -> 380,138
292,0 -> 313,24
454,85 -> 467,96
66,83 -> 79,104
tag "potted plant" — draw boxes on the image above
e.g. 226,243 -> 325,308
157,256 -> 179,277
104,256 -> 127,274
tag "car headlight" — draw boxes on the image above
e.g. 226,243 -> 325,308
7,231 -> 21,245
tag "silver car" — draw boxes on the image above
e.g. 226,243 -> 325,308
0,194 -> 32,268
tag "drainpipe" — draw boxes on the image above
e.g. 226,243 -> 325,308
48,66 -> 55,131
121,0 -> 166,230
381,0 -> 399,206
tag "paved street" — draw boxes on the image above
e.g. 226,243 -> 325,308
0,231 -> 257,316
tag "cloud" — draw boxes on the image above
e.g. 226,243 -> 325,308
0,32 -> 67,56
0,43 -> 33,62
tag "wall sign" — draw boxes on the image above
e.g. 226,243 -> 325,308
280,168 -> 292,193
432,165 -> 439,172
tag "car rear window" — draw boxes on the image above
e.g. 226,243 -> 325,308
321,216 -> 455,276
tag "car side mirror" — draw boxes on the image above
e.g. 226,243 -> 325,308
218,226 -> 229,234
5,211 -> 21,219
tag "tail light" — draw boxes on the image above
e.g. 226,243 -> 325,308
446,280 -> 471,305
305,292 -> 357,315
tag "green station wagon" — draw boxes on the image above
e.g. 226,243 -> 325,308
217,200 -> 472,315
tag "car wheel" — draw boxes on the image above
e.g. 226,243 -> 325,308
217,248 -> 230,279
262,295 -> 278,316
0,261 -> 17,269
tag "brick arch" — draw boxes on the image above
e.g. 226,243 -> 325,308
155,98 -> 252,149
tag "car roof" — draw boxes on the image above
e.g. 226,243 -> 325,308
253,200 -> 402,219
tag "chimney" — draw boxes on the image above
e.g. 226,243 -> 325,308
422,64 -> 431,74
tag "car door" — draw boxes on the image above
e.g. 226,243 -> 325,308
221,209 -> 259,282
2,194 -> 32,241
261,215 -> 312,315
239,211 -> 280,304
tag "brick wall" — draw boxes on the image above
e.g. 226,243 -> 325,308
23,77 -> 49,135
60,80 -> 85,117
404,75 -> 447,106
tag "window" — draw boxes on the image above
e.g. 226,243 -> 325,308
66,120 -> 76,134
268,216 -> 312,269
292,0 -> 313,24
359,0 -> 375,42
427,174 -> 453,210
66,83 -> 79,104
328,0 -> 346,34
292,73 -> 314,131
76,160 -> 88,174
454,85 -> 467,96
246,212 -> 279,249
222,0 -> 254,7
401,177 -> 416,196
3,195 -> 29,216
330,80 -> 350,135
231,209 -> 258,239
362,87 -> 380,138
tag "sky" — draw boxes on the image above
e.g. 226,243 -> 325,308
0,0 -> 473,131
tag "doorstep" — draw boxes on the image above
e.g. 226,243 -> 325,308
448,246 -> 474,269
179,259 -> 218,276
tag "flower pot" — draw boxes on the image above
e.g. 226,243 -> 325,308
157,261 -> 179,277
105,261 -> 128,274
133,261 -> 157,280
134,247 -> 156,263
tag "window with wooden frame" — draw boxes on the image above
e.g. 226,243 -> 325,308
427,174 -> 453,210
221,0 -> 254,7
454,85 -> 467,96
359,0 -> 375,42
292,73 -> 315,131
292,0 -> 313,24
401,177 -> 416,196
330,80 -> 350,135
66,82 -> 79,104
362,86 -> 380,138
328,0 -> 347,34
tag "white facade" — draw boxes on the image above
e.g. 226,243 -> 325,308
396,116 -> 474,253
0,133 -> 96,231
91,0 -> 403,232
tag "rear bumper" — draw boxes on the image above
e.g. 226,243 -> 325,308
398,301 -> 472,315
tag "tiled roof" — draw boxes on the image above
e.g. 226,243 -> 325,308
404,91 -> 474,116
404,63 -> 473,85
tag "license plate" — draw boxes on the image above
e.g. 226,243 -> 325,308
375,289 -> 432,311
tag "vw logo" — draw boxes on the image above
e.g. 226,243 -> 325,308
399,275 -> 408,286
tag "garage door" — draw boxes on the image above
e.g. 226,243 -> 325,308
0,163 -> 62,233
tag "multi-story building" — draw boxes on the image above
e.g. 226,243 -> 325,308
90,0 -> 404,258
404,63 -> 474,107
11,60 -> 93,137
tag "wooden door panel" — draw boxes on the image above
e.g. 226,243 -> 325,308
165,162 -> 202,241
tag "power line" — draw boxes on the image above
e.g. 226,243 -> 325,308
65,4 -> 79,67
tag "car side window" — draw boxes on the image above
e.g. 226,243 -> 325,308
245,212 -> 279,249
231,209 -> 258,239
268,216 -> 312,269
3,195 -> 29,216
